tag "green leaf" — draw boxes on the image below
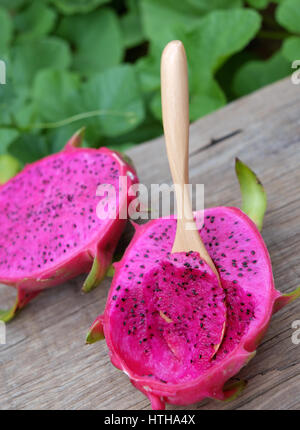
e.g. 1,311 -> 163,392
82,65 -> 145,137
235,158 -> 267,231
47,123 -> 87,153
140,8 -> 261,77
121,0 -> 145,48
86,315 -> 104,344
58,8 -> 123,75
0,288 -> 41,322
13,102 -> 38,129
0,7 -> 13,52
0,0 -> 281,161
150,74 -> 226,122
186,9 -> 261,75
233,51 -> 290,97
273,286 -> 300,314
50,0 -> 109,15
0,62 -> 39,129
141,0 -> 243,46
12,37 -> 71,89
185,9 -> 261,119
33,69 -> 81,123
82,256 -> 104,293
276,0 -> 300,34
8,133 -> 50,164
32,66 -> 145,148
246,0 -> 269,9
182,0 -> 242,13
188,9 -> 261,118
15,1 -> 57,41
216,51 -> 257,101
141,0 -> 196,47
0,128 -> 20,153
103,114 -> 163,147
0,154 -> 21,183
282,36 -> 300,61
0,83 -> 17,124
107,142 -> 135,152
143,9 -> 261,122
0,0 -> 26,10
189,79 -> 226,121
0,72 -> 32,128
32,69 -> 85,151
135,43 -> 161,93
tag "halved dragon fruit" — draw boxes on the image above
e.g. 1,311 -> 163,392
87,159 -> 300,409
0,129 -> 138,322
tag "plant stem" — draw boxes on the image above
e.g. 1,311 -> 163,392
0,110 -> 138,133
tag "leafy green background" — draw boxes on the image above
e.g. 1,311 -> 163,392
0,0 -> 299,174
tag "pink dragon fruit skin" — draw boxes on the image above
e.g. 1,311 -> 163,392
87,159 -> 300,410
0,129 -> 138,322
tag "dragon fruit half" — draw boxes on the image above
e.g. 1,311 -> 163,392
87,159 -> 300,409
0,129 -> 138,322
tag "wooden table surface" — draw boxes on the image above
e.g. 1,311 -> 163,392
1,77 -> 300,410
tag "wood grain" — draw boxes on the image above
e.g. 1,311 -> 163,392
1,77 -> 300,410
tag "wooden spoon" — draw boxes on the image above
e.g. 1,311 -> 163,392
161,40 -> 219,277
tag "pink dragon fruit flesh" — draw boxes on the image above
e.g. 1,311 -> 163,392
0,129 -> 138,322
87,159 -> 300,409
